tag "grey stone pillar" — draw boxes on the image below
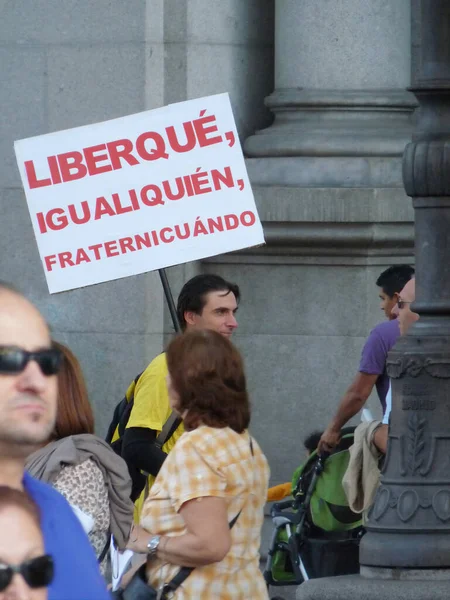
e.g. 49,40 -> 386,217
244,8 -> 417,597
239,0 -> 417,513
245,0 -> 417,188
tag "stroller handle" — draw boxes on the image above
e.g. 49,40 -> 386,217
317,449 -> 330,461
272,499 -> 293,511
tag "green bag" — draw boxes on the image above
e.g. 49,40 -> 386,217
270,527 -> 296,584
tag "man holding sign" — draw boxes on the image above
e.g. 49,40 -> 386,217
121,273 -> 240,519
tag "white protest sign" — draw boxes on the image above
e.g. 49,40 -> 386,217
14,93 -> 264,293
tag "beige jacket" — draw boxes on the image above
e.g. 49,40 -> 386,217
342,420 -> 382,515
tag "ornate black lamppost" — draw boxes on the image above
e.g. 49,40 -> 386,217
360,0 -> 450,575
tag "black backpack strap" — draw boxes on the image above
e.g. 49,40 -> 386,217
155,412 -> 182,450
106,372 -> 143,444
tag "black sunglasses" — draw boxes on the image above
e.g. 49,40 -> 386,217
0,346 -> 62,376
397,298 -> 412,310
0,555 -> 54,591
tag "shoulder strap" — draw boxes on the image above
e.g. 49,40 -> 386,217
162,509 -> 242,597
106,372 -> 143,444
98,537 -> 110,565
155,412 -> 182,449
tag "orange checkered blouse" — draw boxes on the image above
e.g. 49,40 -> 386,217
140,425 -> 270,599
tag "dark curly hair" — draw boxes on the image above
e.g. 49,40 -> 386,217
166,329 -> 250,433
176,274 -> 240,331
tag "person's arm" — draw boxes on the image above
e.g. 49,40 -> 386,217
122,427 -> 167,476
318,372 -> 378,454
138,431 -> 231,567
373,424 -> 388,454
128,496 -> 231,567
123,354 -> 173,477
318,325 -> 391,454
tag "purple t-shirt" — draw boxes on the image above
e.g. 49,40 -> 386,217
359,318 -> 400,414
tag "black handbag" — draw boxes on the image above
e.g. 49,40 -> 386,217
113,563 -> 169,599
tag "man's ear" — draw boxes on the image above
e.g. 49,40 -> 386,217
184,311 -> 197,326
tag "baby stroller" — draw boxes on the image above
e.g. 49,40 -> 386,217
264,432 -> 363,599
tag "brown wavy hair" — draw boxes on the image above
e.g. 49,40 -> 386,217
166,329 -> 250,432
52,341 -> 95,439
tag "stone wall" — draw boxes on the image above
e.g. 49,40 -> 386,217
1,1 -> 414,491
0,0 -> 275,443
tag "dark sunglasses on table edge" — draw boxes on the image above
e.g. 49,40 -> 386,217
0,555 -> 54,591
0,346 -> 62,376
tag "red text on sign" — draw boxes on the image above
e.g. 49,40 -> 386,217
24,111 -> 237,190
43,210 -> 257,272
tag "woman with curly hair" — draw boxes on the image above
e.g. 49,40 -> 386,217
126,329 -> 270,599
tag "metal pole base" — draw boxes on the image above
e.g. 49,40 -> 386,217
360,531 -> 450,570
360,565 -> 450,581
295,575 -> 450,600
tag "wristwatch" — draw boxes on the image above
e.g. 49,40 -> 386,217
147,535 -> 161,556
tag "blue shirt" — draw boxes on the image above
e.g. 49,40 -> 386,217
23,472 -> 111,600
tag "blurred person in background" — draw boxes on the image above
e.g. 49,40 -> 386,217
26,341 -> 134,579
319,265 -> 415,454
0,485 -> 53,600
120,274 -> 240,521
0,282 -> 110,600
372,277 -> 419,454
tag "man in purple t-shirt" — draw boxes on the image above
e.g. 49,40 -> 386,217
359,318 -> 399,415
318,265 -> 414,454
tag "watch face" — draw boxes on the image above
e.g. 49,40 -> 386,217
148,536 -> 160,554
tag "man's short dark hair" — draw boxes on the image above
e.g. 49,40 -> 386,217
376,265 -> 415,298
176,274 -> 240,331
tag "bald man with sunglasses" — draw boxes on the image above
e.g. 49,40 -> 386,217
0,283 -> 110,600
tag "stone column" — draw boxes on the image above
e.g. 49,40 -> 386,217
245,0 -> 416,188
241,0 -> 416,518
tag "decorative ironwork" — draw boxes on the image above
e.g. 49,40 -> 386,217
371,487 -> 450,523
387,357 -> 450,379
406,413 -> 426,475
358,0 -> 450,570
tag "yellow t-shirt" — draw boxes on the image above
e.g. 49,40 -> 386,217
125,352 -> 184,521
